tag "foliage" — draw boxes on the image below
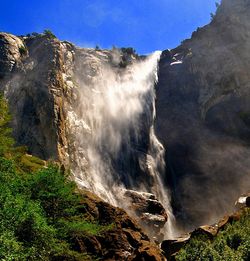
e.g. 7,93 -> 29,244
121,47 -> 136,56
0,94 -> 112,260
17,153 -> 45,172
43,29 -> 57,39
176,209 -> 250,261
0,94 -> 14,156
119,47 -> 138,68
28,166 -> 79,221
19,45 -> 27,56
31,32 -> 41,37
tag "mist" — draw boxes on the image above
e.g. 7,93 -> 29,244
65,49 -> 176,237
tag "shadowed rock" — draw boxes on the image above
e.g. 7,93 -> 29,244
155,0 -> 250,229
76,190 -> 166,260
123,190 -> 168,242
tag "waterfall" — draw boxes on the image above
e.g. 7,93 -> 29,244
67,49 -> 175,238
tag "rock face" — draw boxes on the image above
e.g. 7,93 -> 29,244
76,191 -> 166,260
155,0 -> 250,229
0,33 -> 136,162
123,190 -> 168,242
0,33 -> 148,176
0,33 -> 66,160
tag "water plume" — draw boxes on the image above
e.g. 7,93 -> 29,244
67,49 -> 175,238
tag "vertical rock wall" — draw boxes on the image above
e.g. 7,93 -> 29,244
155,0 -> 250,230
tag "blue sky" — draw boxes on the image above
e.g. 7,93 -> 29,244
1,0 -> 219,54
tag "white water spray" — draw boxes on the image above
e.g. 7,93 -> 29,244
67,49 -> 175,238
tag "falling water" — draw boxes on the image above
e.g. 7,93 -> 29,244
67,49 -> 175,238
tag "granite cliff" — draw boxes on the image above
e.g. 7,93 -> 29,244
156,0 -> 250,230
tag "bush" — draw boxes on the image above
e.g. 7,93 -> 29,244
31,32 -> 41,37
176,209 -> 250,261
29,166 -> 79,221
121,47 -> 136,55
43,29 -> 56,39
0,93 -> 111,259
19,45 -> 27,56
0,156 -> 108,259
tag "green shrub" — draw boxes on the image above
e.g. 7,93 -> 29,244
43,29 -> 56,39
0,93 -> 112,259
31,32 -> 41,37
176,209 -> 250,261
29,166 -> 79,221
121,47 -> 136,56
19,45 -> 27,56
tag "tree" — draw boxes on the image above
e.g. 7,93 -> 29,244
29,166 -> 79,221
43,29 -> 56,39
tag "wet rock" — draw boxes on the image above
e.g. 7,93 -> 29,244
123,190 -> 168,241
189,209 -> 245,240
160,49 -> 172,62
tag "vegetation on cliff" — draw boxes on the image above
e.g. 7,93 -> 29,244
0,94 -> 110,260
176,209 -> 250,261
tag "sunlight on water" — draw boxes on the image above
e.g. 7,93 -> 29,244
67,50 -> 177,238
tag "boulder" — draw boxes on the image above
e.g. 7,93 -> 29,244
235,193 -> 250,209
161,235 -> 190,260
74,190 -> 166,260
123,190 -> 168,241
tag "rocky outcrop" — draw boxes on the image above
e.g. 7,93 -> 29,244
161,202 -> 250,260
235,192 -> 250,209
0,33 -> 67,160
0,32 -> 144,171
76,191 -> 166,260
161,235 -> 190,261
123,190 -> 168,242
155,0 -> 250,229
0,33 -> 24,76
